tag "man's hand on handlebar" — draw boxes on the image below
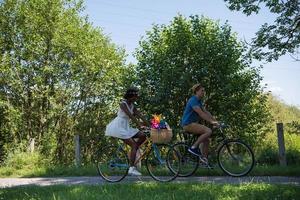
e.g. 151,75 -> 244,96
211,121 -> 220,129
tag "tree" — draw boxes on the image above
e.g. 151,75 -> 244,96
0,0 -> 128,164
224,0 -> 300,62
134,15 -> 270,145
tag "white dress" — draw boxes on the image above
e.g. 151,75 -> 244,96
105,100 -> 139,139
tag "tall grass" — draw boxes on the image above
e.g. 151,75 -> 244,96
256,133 -> 300,165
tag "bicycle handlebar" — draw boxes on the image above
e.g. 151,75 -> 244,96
219,122 -> 229,129
140,126 -> 151,134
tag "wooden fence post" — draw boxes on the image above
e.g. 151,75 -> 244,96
75,135 -> 81,167
276,123 -> 287,166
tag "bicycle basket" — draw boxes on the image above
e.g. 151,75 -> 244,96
150,128 -> 173,144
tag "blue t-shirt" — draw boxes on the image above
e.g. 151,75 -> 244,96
181,95 -> 203,126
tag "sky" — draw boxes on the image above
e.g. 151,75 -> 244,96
84,0 -> 300,107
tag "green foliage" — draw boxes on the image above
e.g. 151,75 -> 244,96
257,133 -> 300,165
256,95 -> 300,165
287,121 -> 300,135
134,15 -> 270,145
267,94 -> 300,124
0,0 -> 129,164
224,0 -> 300,61
4,150 -> 48,170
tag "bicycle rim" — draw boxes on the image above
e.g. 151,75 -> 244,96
168,143 -> 199,177
146,144 -> 180,182
96,145 -> 129,182
218,140 -> 254,177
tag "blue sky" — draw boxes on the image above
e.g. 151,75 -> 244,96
84,0 -> 300,107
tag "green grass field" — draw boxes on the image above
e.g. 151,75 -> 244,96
0,182 -> 299,200
0,164 -> 299,178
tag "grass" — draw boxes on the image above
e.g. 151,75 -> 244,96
0,182 -> 299,200
0,164 -> 299,178
0,165 -> 97,178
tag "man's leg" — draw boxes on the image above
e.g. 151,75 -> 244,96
183,123 -> 212,158
201,138 -> 210,158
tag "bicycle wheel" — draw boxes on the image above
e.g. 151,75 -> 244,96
96,145 -> 129,182
168,142 -> 199,177
218,140 -> 254,177
146,144 -> 180,182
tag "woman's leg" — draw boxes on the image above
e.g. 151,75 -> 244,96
122,138 -> 138,166
132,131 -> 146,147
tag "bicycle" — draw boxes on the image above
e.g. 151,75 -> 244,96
168,123 -> 255,177
95,128 -> 180,182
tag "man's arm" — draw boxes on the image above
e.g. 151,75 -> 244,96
193,106 -> 218,125
203,108 -> 217,121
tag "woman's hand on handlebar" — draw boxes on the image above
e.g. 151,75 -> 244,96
139,125 -> 150,131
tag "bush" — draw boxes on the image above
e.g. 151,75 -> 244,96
256,146 -> 278,165
256,133 -> 300,165
4,150 -> 49,170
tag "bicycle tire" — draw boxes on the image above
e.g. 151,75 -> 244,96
217,140 -> 254,177
96,144 -> 129,182
168,142 -> 200,177
146,144 -> 180,182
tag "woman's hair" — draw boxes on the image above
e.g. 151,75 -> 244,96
124,87 -> 139,99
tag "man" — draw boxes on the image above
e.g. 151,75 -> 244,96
181,83 -> 219,164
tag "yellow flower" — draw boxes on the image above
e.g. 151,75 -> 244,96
152,114 -> 162,123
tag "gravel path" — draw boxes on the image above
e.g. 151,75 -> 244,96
0,176 -> 299,188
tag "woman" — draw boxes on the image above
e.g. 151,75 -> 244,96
105,87 -> 149,176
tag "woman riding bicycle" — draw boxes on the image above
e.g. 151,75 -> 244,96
181,83 -> 219,164
105,87 -> 150,176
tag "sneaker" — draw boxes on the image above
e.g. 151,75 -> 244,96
188,147 -> 201,157
199,155 -> 209,165
128,166 -> 142,176
188,147 -> 208,165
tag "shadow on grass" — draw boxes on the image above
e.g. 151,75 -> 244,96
0,183 -> 299,200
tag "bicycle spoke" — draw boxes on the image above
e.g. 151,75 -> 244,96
146,144 -> 180,182
168,143 -> 199,177
96,145 -> 129,182
218,140 -> 254,177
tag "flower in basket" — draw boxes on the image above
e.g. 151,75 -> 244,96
151,114 -> 168,129
150,114 -> 173,144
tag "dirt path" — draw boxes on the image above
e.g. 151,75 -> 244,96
0,176 -> 299,188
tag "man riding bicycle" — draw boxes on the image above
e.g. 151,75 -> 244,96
181,83 -> 219,164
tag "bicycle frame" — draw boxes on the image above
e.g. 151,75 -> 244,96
112,134 -> 166,168
178,125 -> 235,159
97,130 -> 180,182
172,123 -> 254,177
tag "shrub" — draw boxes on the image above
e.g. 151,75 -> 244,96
4,150 -> 49,170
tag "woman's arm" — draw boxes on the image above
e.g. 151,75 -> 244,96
120,102 -> 141,127
133,107 -> 150,126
